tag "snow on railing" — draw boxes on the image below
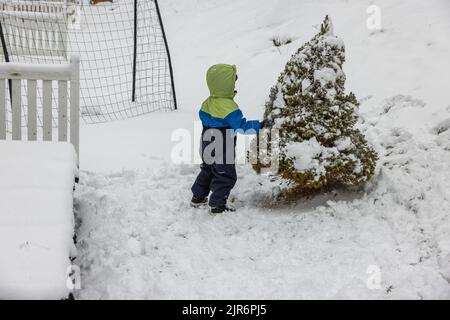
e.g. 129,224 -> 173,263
0,55 -> 80,157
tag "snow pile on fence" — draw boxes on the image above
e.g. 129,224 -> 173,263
0,141 -> 78,299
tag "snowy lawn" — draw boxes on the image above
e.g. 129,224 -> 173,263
74,96 -> 450,299
0,141 -> 78,299
73,0 -> 450,299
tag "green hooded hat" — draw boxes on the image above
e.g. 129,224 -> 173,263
201,64 -> 239,119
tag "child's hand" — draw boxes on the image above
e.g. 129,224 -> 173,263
259,119 -> 269,129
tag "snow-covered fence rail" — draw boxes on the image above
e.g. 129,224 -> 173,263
0,0 -> 72,58
0,55 -> 80,155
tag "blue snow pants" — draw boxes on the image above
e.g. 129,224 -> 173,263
191,127 -> 237,207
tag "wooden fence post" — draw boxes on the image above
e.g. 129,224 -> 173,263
69,55 -> 80,160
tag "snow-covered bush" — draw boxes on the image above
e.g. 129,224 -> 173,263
254,16 -> 378,195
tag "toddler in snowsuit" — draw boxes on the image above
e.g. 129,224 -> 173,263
191,64 -> 263,214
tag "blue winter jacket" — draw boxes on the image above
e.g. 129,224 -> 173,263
200,64 -> 260,134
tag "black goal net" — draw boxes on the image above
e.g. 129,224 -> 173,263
0,0 -> 177,125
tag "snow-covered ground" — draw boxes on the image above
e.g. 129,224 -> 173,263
73,0 -> 450,299
0,141 -> 78,299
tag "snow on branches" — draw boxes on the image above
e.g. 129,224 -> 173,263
254,16 -> 378,195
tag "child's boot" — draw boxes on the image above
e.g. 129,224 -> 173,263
191,196 -> 208,208
210,204 -> 236,215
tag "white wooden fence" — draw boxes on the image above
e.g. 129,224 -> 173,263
0,0 -> 75,58
0,55 -> 80,156
0,0 -> 71,14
